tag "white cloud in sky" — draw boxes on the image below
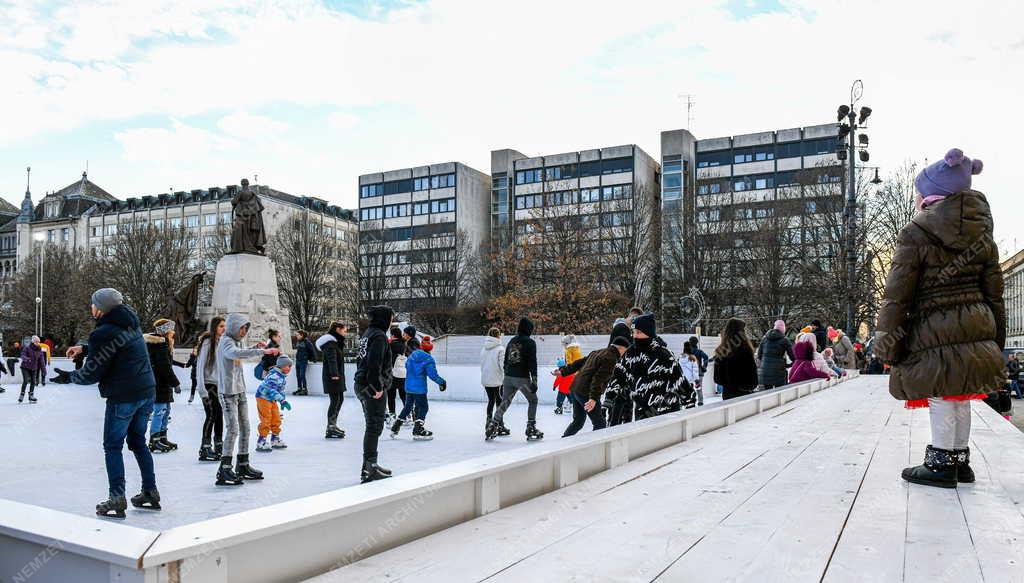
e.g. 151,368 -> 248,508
0,0 -> 1023,248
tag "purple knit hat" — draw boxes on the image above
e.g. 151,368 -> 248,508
915,148 -> 983,198
773,320 -> 786,333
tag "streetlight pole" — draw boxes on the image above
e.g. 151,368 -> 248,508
33,232 -> 45,337
836,80 -> 871,334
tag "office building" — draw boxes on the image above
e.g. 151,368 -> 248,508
1004,249 -> 1024,350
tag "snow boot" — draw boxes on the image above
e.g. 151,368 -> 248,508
215,457 -> 244,486
130,488 -> 161,511
360,460 -> 392,484
198,442 -> 219,462
390,417 -> 405,439
412,420 -> 434,441
256,436 -> 273,452
525,421 -> 544,442
235,454 -> 263,480
158,431 -> 177,451
485,419 -> 500,441
149,435 -> 172,454
954,448 -> 976,483
325,425 -> 346,439
96,495 -> 127,520
902,445 -> 958,489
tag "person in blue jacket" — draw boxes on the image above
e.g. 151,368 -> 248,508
389,338 -> 445,441
51,288 -> 161,520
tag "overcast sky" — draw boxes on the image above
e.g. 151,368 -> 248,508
1,0 -> 1021,252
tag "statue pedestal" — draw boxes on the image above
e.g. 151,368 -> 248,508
209,253 -> 292,352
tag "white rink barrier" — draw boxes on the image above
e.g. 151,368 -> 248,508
0,372 -> 857,583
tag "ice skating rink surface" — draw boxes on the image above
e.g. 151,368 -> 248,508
0,381 -> 634,529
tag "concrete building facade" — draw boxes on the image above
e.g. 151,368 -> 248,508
1003,249 -> 1024,350
357,162 -> 490,315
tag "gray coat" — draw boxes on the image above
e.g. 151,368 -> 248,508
757,329 -> 794,387
831,334 -> 856,369
216,313 -> 265,396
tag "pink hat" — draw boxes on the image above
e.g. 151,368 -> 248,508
773,320 -> 786,333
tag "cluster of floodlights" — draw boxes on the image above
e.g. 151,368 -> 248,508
836,103 -> 872,163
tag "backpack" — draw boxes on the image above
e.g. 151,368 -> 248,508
392,354 -> 407,379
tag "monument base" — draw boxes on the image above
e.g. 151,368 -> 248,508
208,253 -> 292,352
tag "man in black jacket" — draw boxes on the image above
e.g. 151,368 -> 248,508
487,318 -> 541,441
560,336 -> 629,437
354,305 -> 395,483
52,288 -> 160,520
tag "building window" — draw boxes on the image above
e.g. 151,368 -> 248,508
430,198 -> 455,213
360,207 -> 383,221
581,188 -> 601,203
414,177 -> 429,191
203,213 -> 217,226
430,174 -> 456,189
601,157 -> 633,175
186,215 -> 199,228
413,202 -> 430,215
601,185 -> 632,200
696,150 -> 733,168
360,183 -> 384,198
516,169 -> 543,185
91,226 -> 101,237
806,201 -> 818,214
47,230 -> 55,242
384,203 -> 409,218
106,224 -> 118,236
220,212 -> 231,224
61,228 -> 69,242
547,190 -> 579,206
662,155 -> 682,173
664,173 -> 682,189
802,138 -> 838,156
153,219 -> 164,228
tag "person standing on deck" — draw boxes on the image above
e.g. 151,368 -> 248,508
876,149 -> 1005,489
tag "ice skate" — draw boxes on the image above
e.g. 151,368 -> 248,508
497,424 -> 511,437
130,489 -> 161,511
485,419 -> 500,441
198,442 -> 219,462
525,421 -> 544,441
215,458 -> 244,486
271,435 -> 287,449
158,431 -> 177,451
325,425 -> 346,439
412,420 -> 434,441
96,496 -> 127,520
390,417 -> 404,438
235,454 -> 263,480
360,460 -> 392,483
256,436 -> 273,452
149,435 -> 173,454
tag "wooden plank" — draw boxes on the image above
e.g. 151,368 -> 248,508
822,398 -> 910,583
312,379 -> 873,583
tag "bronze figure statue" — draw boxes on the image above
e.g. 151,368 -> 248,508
165,271 -> 206,345
229,178 -> 267,255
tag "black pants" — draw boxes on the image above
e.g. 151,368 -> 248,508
20,366 -> 36,396
6,358 -> 17,376
327,392 -> 344,427
484,385 -> 501,420
356,384 -> 386,463
608,395 -> 633,426
387,377 -> 406,414
722,385 -> 754,401
201,387 -> 223,445
563,391 -> 607,437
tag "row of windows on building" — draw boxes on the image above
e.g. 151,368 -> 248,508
510,238 -> 634,259
514,184 -> 634,210
696,138 -> 838,168
359,173 -> 457,198
361,247 -> 457,268
697,199 -> 839,222
359,222 -> 457,245
697,169 -> 843,195
514,156 -> 634,185
515,210 -> 634,234
359,198 -> 457,221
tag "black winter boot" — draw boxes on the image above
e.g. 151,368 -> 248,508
902,445 -> 958,489
235,454 -> 263,480
954,448 -> 976,483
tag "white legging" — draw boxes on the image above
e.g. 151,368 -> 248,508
929,397 -> 971,450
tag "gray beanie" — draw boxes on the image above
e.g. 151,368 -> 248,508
91,288 -> 124,313
275,354 -> 293,368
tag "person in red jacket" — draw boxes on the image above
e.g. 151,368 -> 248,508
552,357 -> 574,415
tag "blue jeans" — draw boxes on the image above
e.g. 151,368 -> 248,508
556,392 -> 568,408
104,397 -> 156,497
150,402 -> 170,434
1013,380 -> 1022,399
296,360 -> 308,389
398,393 -> 428,421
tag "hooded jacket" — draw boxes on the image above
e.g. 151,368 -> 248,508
480,336 -> 505,387
145,333 -> 180,403
318,331 -> 346,395
810,320 -> 828,352
875,190 -> 1006,400
606,339 -> 693,417
69,304 -> 156,403
757,329 -> 794,387
19,343 -> 46,372
354,305 -> 394,393
216,314 -> 266,396
295,336 -> 317,364
830,333 -> 856,369
504,318 -> 538,380
788,339 -> 832,384
713,340 -> 759,393
404,349 -> 445,394
195,334 -> 218,399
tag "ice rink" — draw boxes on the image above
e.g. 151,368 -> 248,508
0,379 -> 717,529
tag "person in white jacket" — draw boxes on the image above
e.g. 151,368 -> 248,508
680,342 -> 700,402
480,327 -> 506,433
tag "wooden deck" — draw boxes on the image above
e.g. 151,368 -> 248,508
308,376 -> 1024,583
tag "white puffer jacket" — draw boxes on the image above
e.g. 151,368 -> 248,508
480,336 -> 505,387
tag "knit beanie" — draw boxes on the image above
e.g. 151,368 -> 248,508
611,336 -> 631,349
632,313 -> 657,338
827,326 -> 839,341
403,325 -> 417,339
421,336 -> 434,353
154,319 -> 175,335
773,320 -> 786,333
915,148 -> 983,198
557,357 -> 567,367
275,354 -> 293,368
91,288 -> 123,313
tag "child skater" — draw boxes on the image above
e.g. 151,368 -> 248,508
788,333 -> 832,384
553,357 -> 574,414
255,355 -> 293,452
480,327 -> 510,436
390,338 -> 446,440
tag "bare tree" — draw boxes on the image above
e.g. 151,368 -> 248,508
7,245 -> 99,348
602,182 -> 660,309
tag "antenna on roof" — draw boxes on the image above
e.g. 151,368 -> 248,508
677,93 -> 696,131
254,173 -> 259,185
85,160 -> 89,178
25,166 -> 31,195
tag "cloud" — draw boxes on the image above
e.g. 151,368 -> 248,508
327,111 -> 359,130
217,111 -> 290,139
115,119 -> 237,162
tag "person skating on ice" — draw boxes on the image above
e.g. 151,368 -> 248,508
214,313 -> 279,486
876,148 -> 1005,488
255,355 -> 293,452
486,317 -> 543,441
51,288 -> 162,520
479,327 -> 510,435
144,319 -> 181,454
386,326 -> 408,427
17,336 -> 45,403
559,336 -> 630,437
194,317 -> 225,462
292,329 -> 316,396
390,337 -> 446,440
319,321 -> 348,439
354,305 -> 396,483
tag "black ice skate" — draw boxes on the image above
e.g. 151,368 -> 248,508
149,435 -> 173,454
198,442 -> 218,461
485,420 -> 500,441
130,489 -> 161,511
390,417 -> 404,438
412,420 -> 433,441
361,460 -> 392,483
292,388 -> 309,396
525,421 -> 544,441
497,424 -> 511,437
96,495 -> 127,520
215,457 -> 244,486
325,425 -> 346,439
27,391 -> 37,403
158,431 -> 178,451
235,454 -> 264,480
554,406 -> 563,415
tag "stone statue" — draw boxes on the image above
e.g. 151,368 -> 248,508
165,271 -> 207,345
229,178 -> 267,255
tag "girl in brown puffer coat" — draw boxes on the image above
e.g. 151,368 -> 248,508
875,148 -> 1005,489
